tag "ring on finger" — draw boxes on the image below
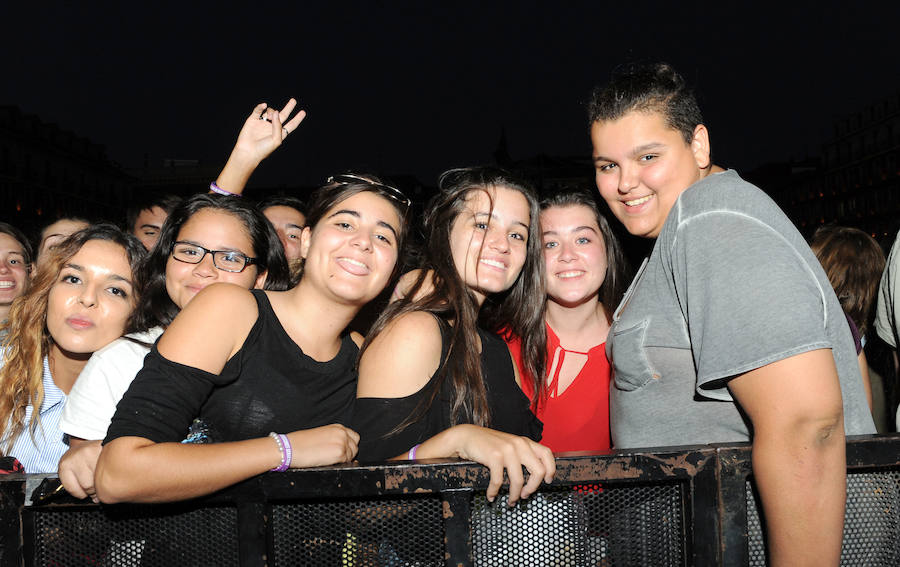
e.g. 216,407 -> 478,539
283,127 -> 290,136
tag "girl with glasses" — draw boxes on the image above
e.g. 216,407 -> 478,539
353,166 -> 555,506
0,225 -> 145,473
94,174 -> 408,503
58,194 -> 291,500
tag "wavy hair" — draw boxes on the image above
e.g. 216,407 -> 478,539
0,224 -> 145,453
810,225 -> 885,338
129,194 -> 293,333
363,166 -> 546,427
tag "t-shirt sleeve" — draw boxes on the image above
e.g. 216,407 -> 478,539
60,341 -> 150,440
103,347 -> 226,444
669,212 -> 832,398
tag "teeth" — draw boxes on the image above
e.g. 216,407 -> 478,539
341,258 -> 367,268
625,195 -> 652,207
557,271 -> 584,279
0,282 -> 13,288
480,259 -> 506,270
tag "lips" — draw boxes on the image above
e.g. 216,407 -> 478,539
0,280 -> 16,289
66,316 -> 94,330
336,257 -> 371,276
623,195 -> 653,208
478,258 -> 508,272
556,270 -> 585,279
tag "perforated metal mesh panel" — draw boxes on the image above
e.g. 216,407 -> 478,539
29,504 -> 238,567
471,482 -> 685,567
271,495 -> 445,566
747,471 -> 900,566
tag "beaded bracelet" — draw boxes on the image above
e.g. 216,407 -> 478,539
408,444 -> 421,461
269,432 -> 292,472
209,181 -> 240,197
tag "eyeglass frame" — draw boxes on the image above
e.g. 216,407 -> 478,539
326,174 -> 411,211
170,241 -> 259,273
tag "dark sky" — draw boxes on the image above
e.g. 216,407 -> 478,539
6,2 -> 900,188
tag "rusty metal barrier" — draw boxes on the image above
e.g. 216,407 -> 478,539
0,435 -> 897,566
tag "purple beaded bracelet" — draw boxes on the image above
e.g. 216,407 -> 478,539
209,181 -> 240,197
269,432 -> 292,472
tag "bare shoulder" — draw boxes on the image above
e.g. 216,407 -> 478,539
350,331 -> 365,348
357,311 -> 443,398
158,283 -> 260,373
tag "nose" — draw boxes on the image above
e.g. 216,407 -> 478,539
276,229 -> 290,252
486,226 -> 510,253
558,241 -> 577,262
192,252 -> 218,278
0,260 -> 10,274
618,163 -> 639,194
351,231 -> 372,252
78,283 -> 98,308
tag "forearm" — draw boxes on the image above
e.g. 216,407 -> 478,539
95,435 -> 281,503
751,421 -> 846,566
214,151 -> 260,196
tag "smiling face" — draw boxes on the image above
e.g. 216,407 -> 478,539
299,191 -> 401,306
541,204 -> 608,308
591,110 -> 710,238
164,208 -> 267,310
45,239 -> 136,356
263,205 -> 306,262
133,206 -> 169,250
449,185 -> 530,305
0,233 -> 30,312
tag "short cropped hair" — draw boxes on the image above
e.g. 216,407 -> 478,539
588,62 -> 704,144
125,194 -> 182,232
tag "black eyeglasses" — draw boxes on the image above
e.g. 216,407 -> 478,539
171,242 -> 258,273
326,174 -> 411,211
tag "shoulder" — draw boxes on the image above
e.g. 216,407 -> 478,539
357,311 -> 443,398
157,284 -> 261,374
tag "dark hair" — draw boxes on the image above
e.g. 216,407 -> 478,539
298,173 -> 410,281
129,194 -> 292,332
0,222 -> 34,266
257,194 -> 307,220
588,62 -> 704,144
125,194 -> 182,234
36,216 -> 91,254
539,190 -> 629,322
810,225 -> 885,338
363,165 -> 546,427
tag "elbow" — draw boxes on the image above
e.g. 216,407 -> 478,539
94,440 -> 141,504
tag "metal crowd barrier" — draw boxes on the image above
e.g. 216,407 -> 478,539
0,434 -> 897,566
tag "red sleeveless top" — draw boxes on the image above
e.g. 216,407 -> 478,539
506,323 -> 611,452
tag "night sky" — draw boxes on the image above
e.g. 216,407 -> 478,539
6,2 -> 900,189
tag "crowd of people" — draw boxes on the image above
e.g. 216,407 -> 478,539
0,63 -> 896,564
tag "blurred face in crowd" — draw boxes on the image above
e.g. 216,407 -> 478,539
38,219 -> 90,269
0,233 -> 31,319
263,205 -> 306,262
133,206 -> 169,250
164,208 -> 267,310
46,239 -> 136,359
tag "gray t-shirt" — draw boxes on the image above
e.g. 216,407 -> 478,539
608,170 -> 876,448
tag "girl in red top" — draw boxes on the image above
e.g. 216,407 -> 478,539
507,191 -> 628,452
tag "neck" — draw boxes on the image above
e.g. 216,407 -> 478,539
47,343 -> 91,395
545,295 -> 609,346
287,279 -> 360,356
0,303 -> 10,322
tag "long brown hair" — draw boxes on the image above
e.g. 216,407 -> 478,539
0,225 -> 145,453
362,166 -> 546,428
810,225 -> 885,337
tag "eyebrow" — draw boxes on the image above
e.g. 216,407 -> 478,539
593,142 -> 667,163
139,223 -> 162,230
328,209 -> 400,239
63,263 -> 134,286
285,223 -> 305,231
176,240 -> 248,255
542,225 -> 599,237
473,212 -> 529,232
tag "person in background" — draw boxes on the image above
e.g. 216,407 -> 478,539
810,225 -> 886,420
0,222 -> 34,328
874,229 -> 900,431
95,174 -> 408,503
589,62 -> 875,565
257,194 -> 307,263
506,190 -> 628,452
354,166 -> 554,507
35,217 -> 90,270
0,225 -> 144,472
126,194 -> 182,250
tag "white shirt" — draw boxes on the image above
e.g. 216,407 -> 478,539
59,328 -> 163,441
